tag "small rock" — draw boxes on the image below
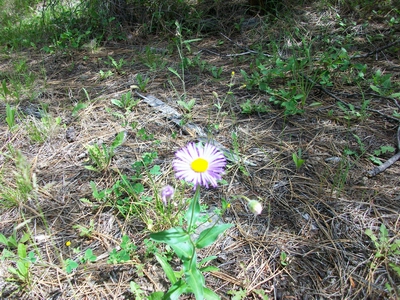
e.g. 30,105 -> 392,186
66,126 -> 77,142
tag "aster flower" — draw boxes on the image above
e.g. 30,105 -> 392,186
173,143 -> 226,188
161,185 -> 174,206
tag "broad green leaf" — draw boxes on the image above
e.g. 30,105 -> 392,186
149,165 -> 161,176
155,253 -> 177,284
185,187 -> 201,231
168,67 -> 182,80
147,291 -> 164,300
199,255 -> 217,267
20,232 -> 31,244
164,279 -> 190,300
111,99 -> 123,108
370,84 -> 381,94
16,260 -> 28,277
204,287 -> 221,300
200,265 -> 219,273
17,243 -> 27,259
0,234 -> 8,246
379,224 -> 388,243
196,223 -> 234,249
390,92 -> 400,99
65,259 -> 79,273
389,263 -> 400,276
111,131 -> 125,148
150,227 -> 193,260
184,258 -> 205,300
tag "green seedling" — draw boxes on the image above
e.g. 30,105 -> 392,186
65,259 -> 79,274
99,70 -> 114,80
80,248 -> 97,263
108,56 -> 126,74
209,65 -> 223,79
280,251 -> 288,266
73,219 -> 95,238
130,282 -> 148,300
177,98 -> 195,113
0,231 -> 36,287
0,147 -> 36,207
240,99 -> 268,114
135,73 -> 150,92
85,131 -> 125,172
108,235 -> 138,264
369,145 -> 396,165
1,79 -> 11,99
26,114 -> 62,143
292,149 -> 305,170
365,223 -> 400,283
6,103 -> 17,131
111,91 -> 139,112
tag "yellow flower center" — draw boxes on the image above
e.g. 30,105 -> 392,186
191,158 -> 209,173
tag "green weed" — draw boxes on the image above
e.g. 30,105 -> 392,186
6,103 -> 17,131
85,131 -> 125,172
292,149 -> 305,170
111,91 -> 139,113
0,147 -> 36,208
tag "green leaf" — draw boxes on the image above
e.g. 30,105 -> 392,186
111,131 -> 125,149
196,223 -> 234,249
16,260 -> 28,277
155,253 -> 177,284
65,259 -> 79,273
0,234 -> 8,246
390,92 -> 400,99
164,279 -> 190,300
379,224 -> 388,243
203,287 -> 221,300
149,165 -> 161,176
369,156 -> 382,165
370,84 -> 381,94
84,249 -> 97,262
150,227 -> 193,260
185,187 -> 201,231
198,255 -> 217,267
17,243 -> 27,259
168,67 -> 182,80
148,291 -> 165,300
184,258 -> 205,300
19,232 -> 31,244
389,263 -> 400,276
200,265 -> 219,273
111,99 -> 123,108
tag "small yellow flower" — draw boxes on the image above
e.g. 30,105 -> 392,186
231,71 -> 235,77
65,241 -> 71,247
226,203 -> 231,209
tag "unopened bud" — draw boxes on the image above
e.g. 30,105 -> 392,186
161,185 -> 174,206
248,200 -> 262,215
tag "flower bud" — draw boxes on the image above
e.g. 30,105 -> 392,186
248,200 -> 262,215
161,185 -> 174,206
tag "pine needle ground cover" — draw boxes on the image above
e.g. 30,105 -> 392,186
0,0 -> 399,298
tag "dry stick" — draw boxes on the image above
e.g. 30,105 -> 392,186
351,39 -> 400,59
367,125 -> 400,177
302,74 -> 400,122
219,32 -> 274,58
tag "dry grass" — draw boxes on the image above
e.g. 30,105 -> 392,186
0,1 -> 399,299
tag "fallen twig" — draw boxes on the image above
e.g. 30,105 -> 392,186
302,74 -> 400,122
220,32 -> 273,58
367,126 -> 400,177
351,39 -> 400,59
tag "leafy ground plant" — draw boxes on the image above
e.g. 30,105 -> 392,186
85,131 -> 125,172
149,143 -> 235,299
